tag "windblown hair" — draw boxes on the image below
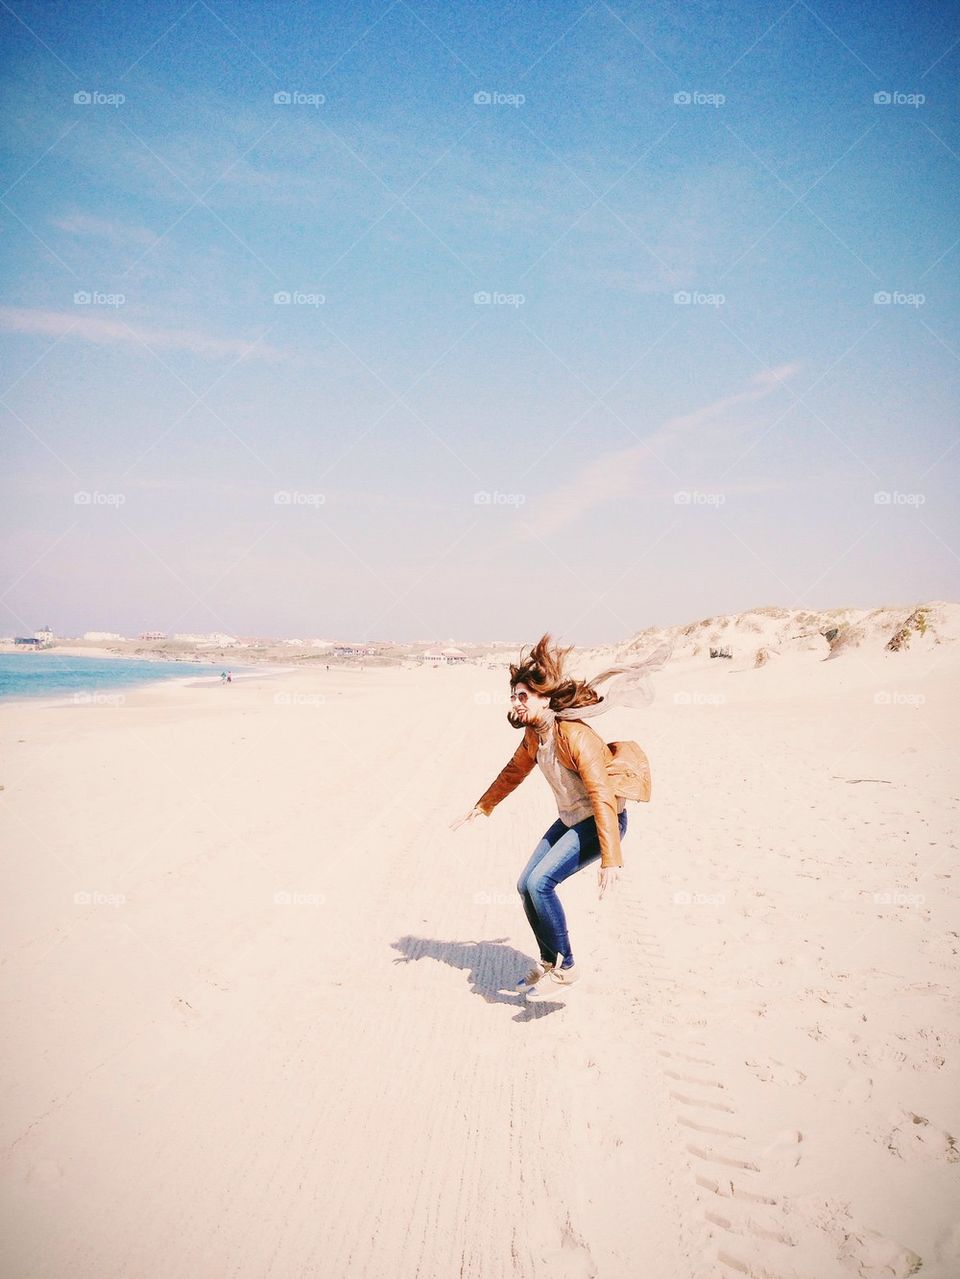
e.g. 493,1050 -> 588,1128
509,633 -> 602,713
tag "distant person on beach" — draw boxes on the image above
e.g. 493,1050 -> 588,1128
226,671 -> 232,683
451,633 -> 670,993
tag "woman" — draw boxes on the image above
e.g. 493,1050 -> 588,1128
451,633 -> 669,994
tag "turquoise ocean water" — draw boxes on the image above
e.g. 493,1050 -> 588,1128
0,654 -> 232,703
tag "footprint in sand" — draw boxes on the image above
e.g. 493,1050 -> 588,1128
855,1042 -> 908,1070
789,1195 -> 923,1279
836,1225 -> 923,1278
884,1110 -> 959,1163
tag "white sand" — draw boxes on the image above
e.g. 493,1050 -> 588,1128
1,639 -> 957,1278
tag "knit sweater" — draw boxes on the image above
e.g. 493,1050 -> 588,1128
535,708 -> 626,827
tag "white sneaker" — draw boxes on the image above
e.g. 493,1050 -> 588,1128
548,960 -> 581,987
515,960 -> 555,994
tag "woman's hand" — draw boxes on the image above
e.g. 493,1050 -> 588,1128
450,806 -> 485,831
597,865 -> 621,899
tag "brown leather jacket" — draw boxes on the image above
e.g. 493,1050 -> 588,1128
475,719 -> 651,869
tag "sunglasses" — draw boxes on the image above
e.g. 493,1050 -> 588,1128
509,690 -> 529,703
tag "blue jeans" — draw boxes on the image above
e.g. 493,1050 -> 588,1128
516,808 -> 628,968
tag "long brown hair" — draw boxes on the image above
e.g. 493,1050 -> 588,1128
509,633 -> 601,713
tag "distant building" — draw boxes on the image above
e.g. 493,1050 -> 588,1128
84,631 -> 125,641
139,631 -> 167,640
420,647 -> 468,665
35,626 -> 54,642
333,644 -> 382,658
14,636 -> 42,647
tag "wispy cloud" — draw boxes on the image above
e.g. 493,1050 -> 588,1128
51,212 -> 158,248
514,363 -> 803,539
0,306 -> 288,362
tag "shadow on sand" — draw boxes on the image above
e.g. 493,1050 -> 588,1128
390,935 -> 567,1020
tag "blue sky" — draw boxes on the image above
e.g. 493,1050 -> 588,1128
1,0 -> 958,644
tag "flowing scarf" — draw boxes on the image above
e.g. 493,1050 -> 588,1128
553,639 -> 674,720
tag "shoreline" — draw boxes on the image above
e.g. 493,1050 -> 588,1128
0,650 -> 297,710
